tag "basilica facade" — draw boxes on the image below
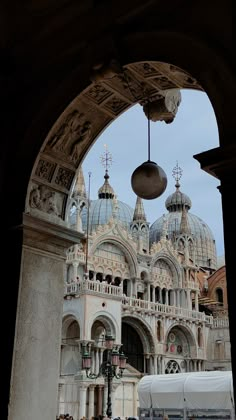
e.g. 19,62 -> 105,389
58,165 -> 231,419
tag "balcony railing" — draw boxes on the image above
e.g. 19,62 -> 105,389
213,317 -> 229,328
122,296 -> 213,324
65,280 -> 213,324
65,279 -> 123,297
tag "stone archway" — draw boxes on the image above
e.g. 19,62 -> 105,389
25,60 -> 206,226
6,19 -> 236,417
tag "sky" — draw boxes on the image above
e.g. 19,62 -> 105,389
81,89 -> 225,258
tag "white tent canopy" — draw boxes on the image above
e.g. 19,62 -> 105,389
138,371 -> 234,411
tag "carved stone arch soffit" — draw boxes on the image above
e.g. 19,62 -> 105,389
122,314 -> 156,353
26,59 -> 205,225
88,312 -> 120,342
90,236 -> 138,278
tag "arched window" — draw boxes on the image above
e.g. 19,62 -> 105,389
122,323 -> 144,372
197,327 -> 202,347
157,320 -> 161,341
215,287 -> 223,305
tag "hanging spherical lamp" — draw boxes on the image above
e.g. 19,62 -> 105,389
131,160 -> 167,199
131,101 -> 168,199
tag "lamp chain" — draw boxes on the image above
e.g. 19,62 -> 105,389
148,101 -> 151,161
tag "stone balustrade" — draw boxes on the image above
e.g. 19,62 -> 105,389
64,280 -> 213,324
122,297 -> 213,324
66,251 -> 85,263
213,317 -> 229,328
65,279 -> 123,297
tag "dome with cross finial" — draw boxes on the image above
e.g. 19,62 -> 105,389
150,163 -> 217,270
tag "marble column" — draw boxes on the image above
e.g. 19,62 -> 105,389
97,385 -> 103,416
133,382 -> 138,416
73,262 -> 79,282
79,384 -> 88,419
88,385 -> 96,419
195,291 -> 199,311
8,214 -> 82,420
187,289 -> 192,310
103,381 -> 108,416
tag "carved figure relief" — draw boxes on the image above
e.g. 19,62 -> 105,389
35,159 -> 56,181
29,185 -> 60,217
55,167 -> 74,189
47,109 -> 92,163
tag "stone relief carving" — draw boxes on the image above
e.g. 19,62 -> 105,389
29,185 -> 60,217
104,96 -> 128,115
85,84 -> 112,104
143,89 -> 181,123
47,109 -> 92,163
35,159 -> 56,181
55,167 -> 74,189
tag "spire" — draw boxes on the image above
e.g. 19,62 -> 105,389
133,196 -> 147,221
73,166 -> 87,199
180,205 -> 191,234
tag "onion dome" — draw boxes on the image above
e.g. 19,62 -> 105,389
98,170 -> 115,199
165,179 -> 192,211
150,163 -> 217,270
81,170 -> 133,233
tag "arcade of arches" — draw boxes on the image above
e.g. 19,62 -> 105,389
1,2 -> 235,420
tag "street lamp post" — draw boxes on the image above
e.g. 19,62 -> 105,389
82,335 -> 127,418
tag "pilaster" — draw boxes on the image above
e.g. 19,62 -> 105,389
8,214 -> 82,420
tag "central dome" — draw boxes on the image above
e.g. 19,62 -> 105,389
81,170 -> 133,232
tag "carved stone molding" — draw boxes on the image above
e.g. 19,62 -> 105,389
22,213 -> 84,256
143,89 -> 182,123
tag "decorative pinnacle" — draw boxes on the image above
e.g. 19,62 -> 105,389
172,161 -> 183,188
100,144 -> 113,172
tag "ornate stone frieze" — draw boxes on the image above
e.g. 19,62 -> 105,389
84,84 -> 113,105
47,109 -> 92,163
54,167 -> 74,189
103,95 -> 129,116
29,183 -> 63,218
35,159 -> 56,181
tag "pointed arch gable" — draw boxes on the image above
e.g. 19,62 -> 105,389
151,251 -> 182,288
90,235 -> 139,277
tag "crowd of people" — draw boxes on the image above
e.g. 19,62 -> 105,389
56,416 -> 139,420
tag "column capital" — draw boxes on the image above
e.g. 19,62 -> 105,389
89,384 -> 97,390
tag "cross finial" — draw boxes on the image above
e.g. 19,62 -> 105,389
100,144 -> 113,172
172,161 -> 183,188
